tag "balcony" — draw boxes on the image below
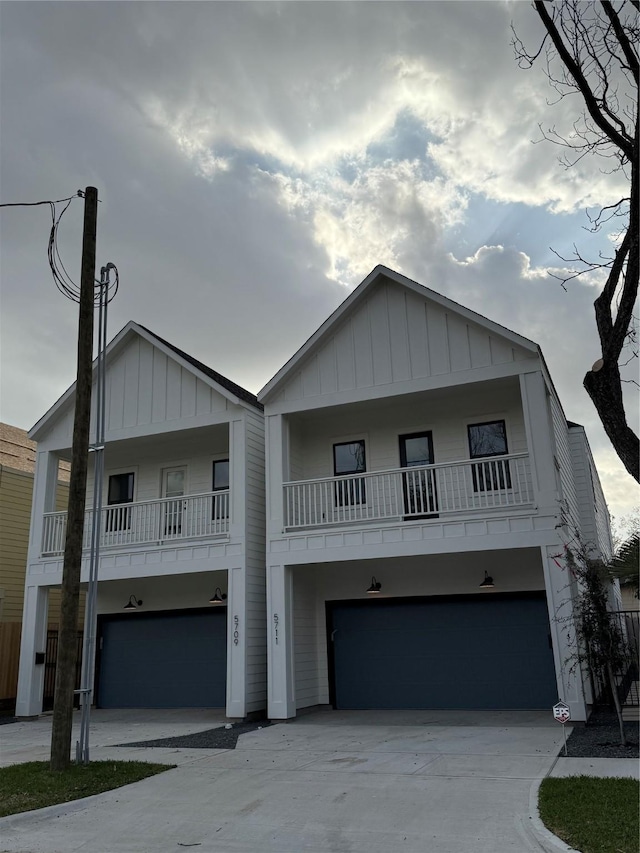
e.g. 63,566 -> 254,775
283,454 -> 533,530
41,491 -> 230,557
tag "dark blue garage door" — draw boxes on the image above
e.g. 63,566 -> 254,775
329,594 -> 557,710
97,609 -> 227,708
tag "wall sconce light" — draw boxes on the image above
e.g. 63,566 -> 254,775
479,572 -> 494,589
209,587 -> 228,605
124,595 -> 143,610
366,576 -> 382,594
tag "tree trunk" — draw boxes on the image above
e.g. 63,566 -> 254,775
584,363 -> 640,483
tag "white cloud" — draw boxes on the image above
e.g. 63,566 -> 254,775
268,159 -> 468,285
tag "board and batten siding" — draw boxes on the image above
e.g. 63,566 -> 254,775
273,277 -> 535,406
41,336 -> 233,450
106,337 -> 231,430
243,410 -> 267,713
289,379 -> 527,482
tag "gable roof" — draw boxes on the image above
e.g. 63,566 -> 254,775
258,265 -> 539,402
137,325 -> 262,411
29,321 -> 261,440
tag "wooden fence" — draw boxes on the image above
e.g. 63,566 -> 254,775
0,622 -> 22,705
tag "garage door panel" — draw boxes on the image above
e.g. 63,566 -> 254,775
98,609 -> 227,709
330,595 -> 557,710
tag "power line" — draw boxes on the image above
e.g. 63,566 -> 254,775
0,190 -> 117,305
0,191 -> 85,208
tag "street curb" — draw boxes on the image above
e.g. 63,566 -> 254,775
0,766 -> 178,831
0,791 -> 105,829
527,778 -> 577,853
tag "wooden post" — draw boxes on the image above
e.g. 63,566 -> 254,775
50,187 -> 98,771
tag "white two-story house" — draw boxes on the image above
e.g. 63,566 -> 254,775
260,266 -> 611,722
16,322 -> 265,719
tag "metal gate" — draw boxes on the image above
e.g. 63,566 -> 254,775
43,630 -> 84,712
590,610 -> 639,708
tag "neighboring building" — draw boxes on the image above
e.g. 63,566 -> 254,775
16,322 -> 265,718
0,424 -> 69,710
259,266 -> 613,722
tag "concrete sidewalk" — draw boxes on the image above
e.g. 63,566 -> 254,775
0,709 -> 636,853
0,708 -> 229,767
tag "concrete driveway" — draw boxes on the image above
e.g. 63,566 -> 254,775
0,708 -> 565,853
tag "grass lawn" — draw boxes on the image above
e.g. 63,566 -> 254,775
0,760 -> 173,818
539,776 -> 640,853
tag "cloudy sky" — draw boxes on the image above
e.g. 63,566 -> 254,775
0,1 -> 637,521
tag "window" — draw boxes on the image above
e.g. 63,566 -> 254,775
106,472 -> 134,531
467,421 -> 511,491
212,460 -> 229,520
333,440 -> 366,506
399,432 -> 438,516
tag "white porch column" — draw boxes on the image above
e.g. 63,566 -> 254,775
225,565 -> 247,718
267,563 -> 295,719
266,414 -> 287,538
28,450 -> 60,554
541,544 -> 587,721
16,584 -> 50,718
519,371 -> 559,516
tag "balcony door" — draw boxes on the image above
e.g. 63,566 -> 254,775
162,467 -> 186,536
399,432 -> 438,517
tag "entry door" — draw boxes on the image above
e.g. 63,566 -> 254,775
399,432 -> 437,516
162,467 -> 186,536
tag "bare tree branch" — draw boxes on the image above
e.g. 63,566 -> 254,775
533,1 -> 634,159
515,1 -> 639,482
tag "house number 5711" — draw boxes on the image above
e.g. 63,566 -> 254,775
233,615 -> 239,646
273,613 -> 279,645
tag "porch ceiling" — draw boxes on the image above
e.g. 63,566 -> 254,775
54,423 -> 229,464
95,570 -> 230,614
289,375 -> 522,426
291,547 -> 546,596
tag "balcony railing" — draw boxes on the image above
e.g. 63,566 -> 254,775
283,454 -> 533,529
41,491 -> 230,556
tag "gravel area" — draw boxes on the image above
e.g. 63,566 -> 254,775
564,712 -> 639,759
112,719 -> 272,750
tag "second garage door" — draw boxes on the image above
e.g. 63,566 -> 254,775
328,593 -> 557,710
97,608 -> 227,708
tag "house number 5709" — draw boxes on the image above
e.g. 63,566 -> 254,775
273,613 -> 279,645
233,615 -> 239,646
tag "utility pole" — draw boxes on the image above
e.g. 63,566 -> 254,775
50,186 -> 98,771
